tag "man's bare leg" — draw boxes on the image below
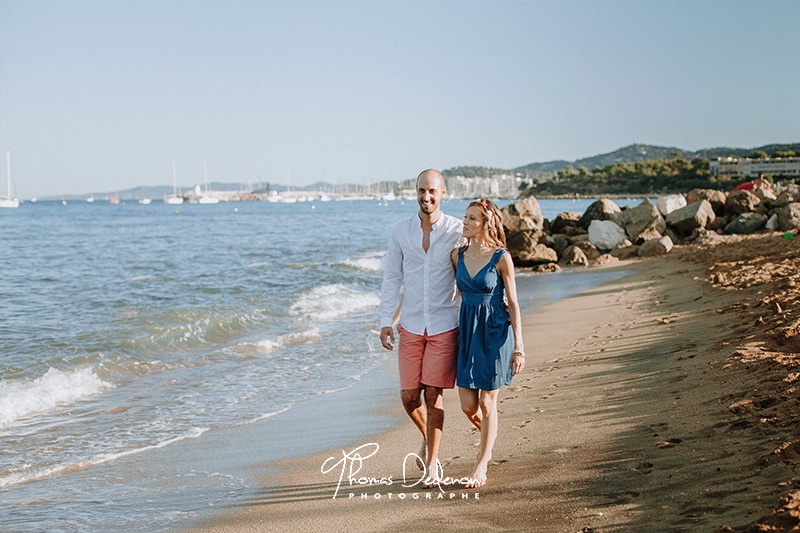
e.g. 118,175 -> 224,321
401,388 -> 427,469
423,385 -> 445,483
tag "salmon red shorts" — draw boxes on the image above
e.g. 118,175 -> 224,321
397,324 -> 458,390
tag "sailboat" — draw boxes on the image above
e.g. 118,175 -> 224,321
197,163 -> 219,204
1,151 -> 20,209
165,163 -> 184,204
278,171 -> 297,203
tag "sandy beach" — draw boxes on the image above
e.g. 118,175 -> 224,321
189,232 -> 799,532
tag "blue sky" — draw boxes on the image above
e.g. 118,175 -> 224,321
1,0 -> 798,198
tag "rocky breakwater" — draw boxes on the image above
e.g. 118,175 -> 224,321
502,187 -> 800,271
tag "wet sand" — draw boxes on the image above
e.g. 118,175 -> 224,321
189,232 -> 799,532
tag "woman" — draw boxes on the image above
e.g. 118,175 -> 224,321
450,199 -> 525,488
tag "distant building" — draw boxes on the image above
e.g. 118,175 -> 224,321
447,173 -> 521,198
710,156 -> 800,180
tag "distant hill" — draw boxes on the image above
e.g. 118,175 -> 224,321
513,142 -> 800,175
41,142 -> 799,200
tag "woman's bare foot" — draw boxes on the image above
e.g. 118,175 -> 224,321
466,462 -> 488,488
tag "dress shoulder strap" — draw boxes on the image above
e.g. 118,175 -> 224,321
489,248 -> 506,266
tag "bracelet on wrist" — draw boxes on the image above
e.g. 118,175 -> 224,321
512,350 -> 525,358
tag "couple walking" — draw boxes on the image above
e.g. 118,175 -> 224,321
379,169 -> 525,488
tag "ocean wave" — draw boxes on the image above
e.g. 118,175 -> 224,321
338,252 -> 385,272
125,309 -> 262,351
229,327 -> 321,354
289,284 -> 380,321
0,368 -> 113,430
0,427 -> 207,489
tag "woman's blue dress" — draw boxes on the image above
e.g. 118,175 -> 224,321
456,248 -> 514,390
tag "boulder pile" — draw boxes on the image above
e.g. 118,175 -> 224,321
502,188 -> 800,270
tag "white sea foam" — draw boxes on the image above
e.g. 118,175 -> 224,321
0,368 -> 113,430
232,328 -> 321,354
289,284 -> 380,320
340,253 -> 384,272
0,427 -> 208,489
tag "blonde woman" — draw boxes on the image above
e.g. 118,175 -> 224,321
450,199 -> 525,488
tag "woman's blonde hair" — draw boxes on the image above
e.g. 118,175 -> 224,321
467,199 -> 506,249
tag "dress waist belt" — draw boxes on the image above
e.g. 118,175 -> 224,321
461,293 -> 505,305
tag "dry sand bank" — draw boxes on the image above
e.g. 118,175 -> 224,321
190,232 -> 799,532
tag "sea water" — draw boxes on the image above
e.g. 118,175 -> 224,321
0,197 -> 639,530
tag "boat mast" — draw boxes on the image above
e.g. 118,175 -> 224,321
6,151 -> 10,198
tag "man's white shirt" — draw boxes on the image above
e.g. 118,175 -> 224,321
379,212 -> 463,336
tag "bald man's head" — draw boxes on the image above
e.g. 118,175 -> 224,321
416,169 -> 445,190
416,169 -> 446,217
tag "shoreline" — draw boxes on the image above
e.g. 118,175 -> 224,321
189,232 -> 799,532
189,259 -> 649,532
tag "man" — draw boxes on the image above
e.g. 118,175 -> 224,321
379,169 -> 463,482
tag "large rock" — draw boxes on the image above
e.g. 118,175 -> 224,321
724,212 -> 768,235
592,253 -> 619,266
517,244 -> 558,265
613,199 -> 666,243
688,228 -> 726,246
501,197 -> 544,232
766,213 -> 780,231
560,225 -> 588,237
610,244 -> 640,260
754,187 -> 777,202
506,229 -> 543,263
665,200 -> 716,234
559,245 -> 589,266
549,211 -> 582,234
637,235 -> 673,257
588,220 -> 628,251
665,227 -> 684,245
776,203 -> 800,231
578,199 -> 621,229
542,233 -> 572,256
774,189 -> 800,208
656,194 -> 687,216
707,215 -> 728,232
570,241 -> 601,261
725,190 -> 760,216
687,189 -> 727,215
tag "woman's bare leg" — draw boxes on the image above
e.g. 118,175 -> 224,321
458,386 -> 482,431
468,388 -> 499,488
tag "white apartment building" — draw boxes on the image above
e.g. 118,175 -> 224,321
710,156 -> 800,180
447,174 -> 521,198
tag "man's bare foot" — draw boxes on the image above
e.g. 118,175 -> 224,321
422,460 -> 442,488
416,440 -> 427,470
466,463 -> 488,488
